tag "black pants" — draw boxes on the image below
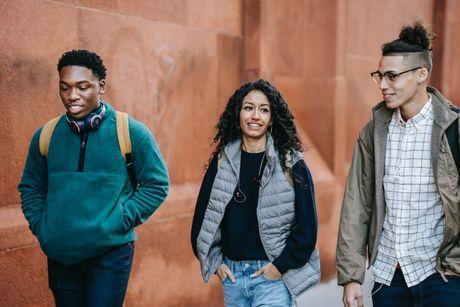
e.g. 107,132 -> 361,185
372,268 -> 460,307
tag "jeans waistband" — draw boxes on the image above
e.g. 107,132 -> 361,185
224,258 -> 270,273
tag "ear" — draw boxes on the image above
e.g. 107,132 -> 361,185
98,79 -> 106,95
417,68 -> 429,83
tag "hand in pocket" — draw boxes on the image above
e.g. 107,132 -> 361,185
216,263 -> 235,283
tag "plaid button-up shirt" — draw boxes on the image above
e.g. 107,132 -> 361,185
373,97 -> 445,287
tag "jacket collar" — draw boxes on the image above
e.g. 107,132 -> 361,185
371,86 -> 457,129
428,86 -> 458,129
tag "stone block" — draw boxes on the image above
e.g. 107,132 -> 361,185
243,0 -> 261,71
118,0 -> 242,36
444,20 -> 460,103
0,245 -> 52,306
0,206 -> 37,251
151,182 -> 199,221
57,0 -> 119,11
260,0 -> 306,76
185,0 -> 242,37
118,0 -> 187,24
76,9 -> 221,183
303,0 -> 340,77
345,0 -> 434,58
315,181 -> 342,281
273,75 -> 337,169
217,34 -> 243,110
343,54 -> 380,161
0,0 -> 78,207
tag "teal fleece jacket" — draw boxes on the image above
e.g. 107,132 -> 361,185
18,103 -> 169,265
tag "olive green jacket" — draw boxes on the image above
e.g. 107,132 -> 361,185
336,86 -> 460,285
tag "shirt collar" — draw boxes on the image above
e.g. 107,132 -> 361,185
394,94 -> 433,129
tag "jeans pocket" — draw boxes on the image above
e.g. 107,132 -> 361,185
99,242 -> 135,267
261,274 -> 281,282
255,275 -> 291,306
221,271 -> 239,285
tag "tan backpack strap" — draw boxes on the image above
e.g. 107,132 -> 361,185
39,116 -> 61,157
116,111 -> 137,188
116,111 -> 132,159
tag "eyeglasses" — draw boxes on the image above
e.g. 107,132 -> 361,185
370,67 -> 422,84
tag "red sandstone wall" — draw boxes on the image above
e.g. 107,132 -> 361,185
1,0 -> 458,306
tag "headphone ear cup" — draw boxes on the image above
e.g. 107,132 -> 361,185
67,118 -> 85,134
86,102 -> 105,130
88,114 -> 103,130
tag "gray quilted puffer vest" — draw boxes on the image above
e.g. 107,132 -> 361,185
196,135 -> 320,299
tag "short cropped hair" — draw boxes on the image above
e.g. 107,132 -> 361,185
57,49 -> 107,80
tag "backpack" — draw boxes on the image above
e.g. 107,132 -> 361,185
38,111 -> 137,188
446,105 -> 460,174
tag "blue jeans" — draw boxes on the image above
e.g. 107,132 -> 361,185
372,268 -> 460,307
48,241 -> 134,307
221,258 -> 292,307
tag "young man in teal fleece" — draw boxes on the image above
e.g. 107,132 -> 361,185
18,49 -> 170,307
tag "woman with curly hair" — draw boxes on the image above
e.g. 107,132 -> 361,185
191,79 -> 320,306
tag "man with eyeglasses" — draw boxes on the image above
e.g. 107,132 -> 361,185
337,22 -> 460,307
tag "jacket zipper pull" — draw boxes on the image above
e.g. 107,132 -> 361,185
78,132 -> 89,172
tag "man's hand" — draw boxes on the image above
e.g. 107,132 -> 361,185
342,282 -> 364,307
216,264 -> 235,283
445,269 -> 458,276
251,263 -> 281,280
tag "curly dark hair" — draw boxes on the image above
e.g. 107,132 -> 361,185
382,22 -> 434,71
57,49 -> 107,80
211,79 -> 303,171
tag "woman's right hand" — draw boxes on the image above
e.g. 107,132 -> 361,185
216,263 -> 235,283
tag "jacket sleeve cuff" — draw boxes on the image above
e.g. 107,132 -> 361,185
272,256 -> 290,274
337,272 -> 365,286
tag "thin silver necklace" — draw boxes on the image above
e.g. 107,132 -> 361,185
233,151 -> 266,204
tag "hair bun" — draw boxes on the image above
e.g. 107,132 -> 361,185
399,22 -> 433,50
